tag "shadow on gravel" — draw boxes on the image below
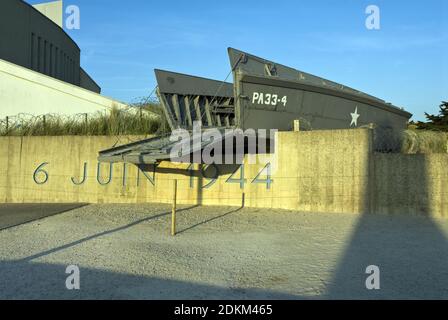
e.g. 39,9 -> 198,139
324,214 -> 448,299
0,203 -> 89,231
0,260 -> 300,300
19,204 -> 242,263
20,205 -> 197,263
325,153 -> 448,299
177,206 -> 244,235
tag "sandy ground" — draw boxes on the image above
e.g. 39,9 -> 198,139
0,203 -> 448,300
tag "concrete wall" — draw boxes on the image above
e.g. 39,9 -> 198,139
0,129 -> 447,217
371,153 -> 448,217
0,58 -> 125,117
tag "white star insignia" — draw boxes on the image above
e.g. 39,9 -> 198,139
350,107 -> 360,127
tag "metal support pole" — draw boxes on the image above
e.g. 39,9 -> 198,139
293,119 -> 300,132
171,179 -> 178,236
43,115 -> 46,134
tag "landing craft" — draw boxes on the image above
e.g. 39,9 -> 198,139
98,48 -> 412,164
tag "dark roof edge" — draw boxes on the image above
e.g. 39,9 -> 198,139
21,0 -> 81,51
80,67 -> 100,89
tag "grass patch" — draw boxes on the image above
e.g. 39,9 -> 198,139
400,129 -> 448,154
0,99 -> 170,136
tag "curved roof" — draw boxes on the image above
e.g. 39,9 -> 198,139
20,0 -> 80,51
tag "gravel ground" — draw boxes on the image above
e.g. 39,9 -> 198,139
1,203 -> 448,300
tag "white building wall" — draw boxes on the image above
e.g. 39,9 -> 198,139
0,58 -> 126,118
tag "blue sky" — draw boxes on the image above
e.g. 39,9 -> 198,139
29,0 -> 448,120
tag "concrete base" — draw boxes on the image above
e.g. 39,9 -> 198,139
0,129 -> 447,217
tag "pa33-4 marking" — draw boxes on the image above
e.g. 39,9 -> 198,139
252,92 -> 288,107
